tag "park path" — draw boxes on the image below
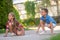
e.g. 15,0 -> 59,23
0,26 -> 60,40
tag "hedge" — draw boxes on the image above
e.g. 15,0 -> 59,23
0,0 -> 13,29
0,0 -> 20,29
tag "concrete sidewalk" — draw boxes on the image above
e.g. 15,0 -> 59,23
0,26 -> 60,40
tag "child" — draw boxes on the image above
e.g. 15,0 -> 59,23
4,12 -> 25,37
36,8 -> 56,34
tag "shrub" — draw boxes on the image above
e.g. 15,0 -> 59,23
22,18 -> 40,27
0,0 -> 20,29
0,0 -> 13,29
13,7 -> 20,22
24,1 -> 36,19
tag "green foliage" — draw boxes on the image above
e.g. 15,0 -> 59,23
13,7 -> 20,22
22,18 -> 40,27
50,34 -> 60,40
24,1 -> 36,19
24,1 -> 37,28
0,0 -> 20,29
41,0 -> 51,7
0,0 -> 13,29
0,29 -> 5,34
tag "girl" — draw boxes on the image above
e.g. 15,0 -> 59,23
4,12 -> 25,37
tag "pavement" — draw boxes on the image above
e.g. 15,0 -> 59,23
0,26 -> 60,40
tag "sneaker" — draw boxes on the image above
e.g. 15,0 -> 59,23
11,33 -> 16,36
39,31 -> 46,34
9,33 -> 16,36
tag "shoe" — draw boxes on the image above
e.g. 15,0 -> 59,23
11,33 -> 16,35
9,33 -> 16,36
39,31 -> 46,34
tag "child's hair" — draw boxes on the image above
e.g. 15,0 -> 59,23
41,8 -> 48,14
8,12 -> 15,19
8,12 -> 17,28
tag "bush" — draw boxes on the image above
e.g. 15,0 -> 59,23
24,1 -> 37,28
22,18 -> 40,27
0,0 -> 13,29
24,1 -> 36,19
0,0 -> 20,29
13,7 -> 20,22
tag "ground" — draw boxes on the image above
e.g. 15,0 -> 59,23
0,26 -> 60,40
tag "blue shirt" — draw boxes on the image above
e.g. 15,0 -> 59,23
40,15 -> 56,24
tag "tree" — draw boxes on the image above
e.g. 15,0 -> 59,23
25,1 -> 36,19
41,0 -> 51,8
0,0 -> 13,29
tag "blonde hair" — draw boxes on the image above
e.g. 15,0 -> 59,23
8,12 -> 17,28
8,12 -> 15,18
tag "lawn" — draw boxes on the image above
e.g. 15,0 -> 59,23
0,29 -> 5,34
50,33 -> 60,40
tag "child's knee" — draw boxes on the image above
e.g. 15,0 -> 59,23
40,20 -> 45,24
40,22 -> 45,26
48,25 -> 53,29
17,31 -> 25,36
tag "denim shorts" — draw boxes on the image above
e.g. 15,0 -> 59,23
45,23 -> 56,27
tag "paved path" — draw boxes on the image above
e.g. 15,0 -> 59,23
0,26 -> 60,40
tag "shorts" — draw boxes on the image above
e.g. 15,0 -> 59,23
45,23 -> 56,27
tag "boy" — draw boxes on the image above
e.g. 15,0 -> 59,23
37,8 -> 56,34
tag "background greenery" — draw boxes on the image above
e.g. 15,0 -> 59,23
13,7 -> 20,22
22,18 -> 40,27
0,0 -> 20,29
50,34 -> 60,40
0,0 -> 13,29
0,0 -> 60,29
22,1 -> 40,28
24,1 -> 36,19
0,0 -> 60,40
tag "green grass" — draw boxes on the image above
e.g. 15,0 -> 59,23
50,34 -> 60,40
0,29 -> 5,34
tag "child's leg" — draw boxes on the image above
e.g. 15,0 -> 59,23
48,23 -> 54,34
40,20 -> 45,31
17,30 -> 25,36
13,27 -> 17,35
36,23 -> 41,33
16,29 -> 25,36
9,24 -> 13,33
37,20 -> 45,33
16,27 -> 25,36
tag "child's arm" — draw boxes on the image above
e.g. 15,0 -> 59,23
49,22 -> 53,34
36,22 -> 40,33
36,17 -> 44,33
4,29 -> 9,37
4,22 -> 9,37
